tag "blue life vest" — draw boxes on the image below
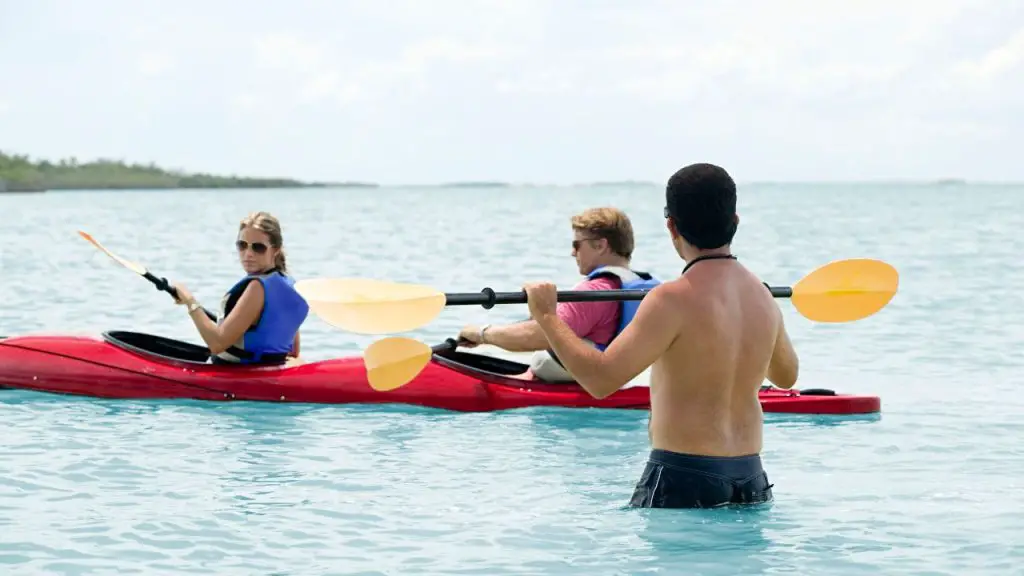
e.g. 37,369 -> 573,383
214,268 -> 310,365
585,265 -> 662,349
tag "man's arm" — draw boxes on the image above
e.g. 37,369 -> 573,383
463,278 -> 616,351
766,312 -> 798,389
478,320 -> 548,352
188,281 -> 264,355
535,286 -> 679,399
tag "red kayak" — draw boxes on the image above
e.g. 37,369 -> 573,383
0,331 -> 880,414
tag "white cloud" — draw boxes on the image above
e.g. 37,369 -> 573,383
241,30 -> 528,109
137,51 -> 174,77
227,93 -> 265,116
252,32 -> 329,74
297,71 -> 344,104
400,37 -> 524,65
495,72 -> 573,95
953,28 -> 1024,83
2,0 -> 1022,182
546,0 -> 980,103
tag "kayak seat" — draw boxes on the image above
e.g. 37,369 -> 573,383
102,330 -> 213,365
759,384 -> 837,396
432,347 -> 531,377
798,388 -> 837,396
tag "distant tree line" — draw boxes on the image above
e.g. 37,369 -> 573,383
0,150 -> 377,192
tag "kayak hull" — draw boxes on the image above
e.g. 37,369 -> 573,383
0,331 -> 881,414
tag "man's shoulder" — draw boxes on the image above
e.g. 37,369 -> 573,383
643,276 -> 698,307
649,275 -> 689,292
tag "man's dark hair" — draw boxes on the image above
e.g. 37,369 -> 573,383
664,163 -> 738,249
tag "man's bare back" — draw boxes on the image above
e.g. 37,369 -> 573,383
648,254 -> 796,458
527,162 -> 799,508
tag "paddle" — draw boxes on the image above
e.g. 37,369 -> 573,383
362,338 -> 462,391
78,230 -> 219,322
293,277 -> 664,335
295,258 -> 899,334
301,258 -> 899,391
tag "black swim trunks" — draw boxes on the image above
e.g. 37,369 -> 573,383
628,449 -> 774,509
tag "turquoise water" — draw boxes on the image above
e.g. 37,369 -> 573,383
1,183 -> 1022,574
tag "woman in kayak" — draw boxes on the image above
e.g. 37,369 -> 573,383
170,211 -> 310,366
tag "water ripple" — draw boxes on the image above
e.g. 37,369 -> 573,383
1,184 -> 1022,574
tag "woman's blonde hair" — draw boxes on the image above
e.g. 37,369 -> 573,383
239,211 -> 288,274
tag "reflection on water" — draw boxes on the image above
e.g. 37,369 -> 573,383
1,183 -> 1022,574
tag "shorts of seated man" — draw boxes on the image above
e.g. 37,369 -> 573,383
527,339 -> 596,383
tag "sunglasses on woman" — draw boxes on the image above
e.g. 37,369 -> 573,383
236,240 -> 268,254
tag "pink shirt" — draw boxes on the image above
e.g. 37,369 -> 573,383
556,276 -> 621,346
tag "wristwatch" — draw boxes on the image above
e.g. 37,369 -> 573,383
186,300 -> 202,314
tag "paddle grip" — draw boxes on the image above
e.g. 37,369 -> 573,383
143,272 -> 179,298
143,272 -> 219,322
432,338 -> 459,353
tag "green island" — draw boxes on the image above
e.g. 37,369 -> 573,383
0,150 -> 378,192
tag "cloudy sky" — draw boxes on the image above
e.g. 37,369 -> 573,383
1,0 -> 1021,184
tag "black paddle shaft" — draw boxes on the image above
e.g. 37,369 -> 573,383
443,285 -> 793,310
142,272 -> 220,322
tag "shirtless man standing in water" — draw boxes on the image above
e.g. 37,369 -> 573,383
525,162 -> 799,508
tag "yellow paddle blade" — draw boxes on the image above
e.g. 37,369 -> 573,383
294,278 -> 447,334
791,258 -> 898,322
364,336 -> 433,391
78,230 -> 147,276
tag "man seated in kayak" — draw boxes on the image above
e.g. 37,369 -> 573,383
524,163 -> 799,509
457,206 -> 661,382
169,211 -> 310,366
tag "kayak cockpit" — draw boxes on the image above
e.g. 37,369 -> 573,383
430,344 -> 532,378
428,344 -> 843,397
102,330 -> 213,365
